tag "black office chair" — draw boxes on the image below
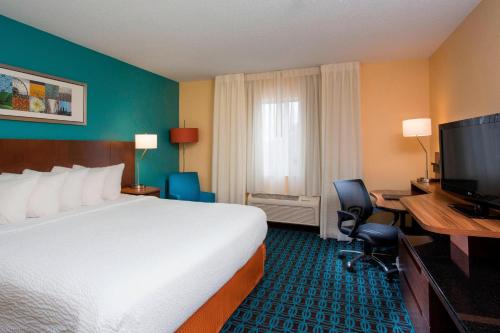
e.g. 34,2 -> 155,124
333,179 -> 398,274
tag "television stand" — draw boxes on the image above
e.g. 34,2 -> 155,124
399,181 -> 500,332
402,181 -> 500,276
450,203 -> 500,220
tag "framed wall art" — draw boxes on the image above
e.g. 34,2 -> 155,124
0,64 -> 86,125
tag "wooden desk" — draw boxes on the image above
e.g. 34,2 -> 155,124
370,190 -> 407,212
402,180 -> 500,277
370,190 -> 410,227
399,181 -> 500,333
402,181 -> 500,238
409,181 -> 440,194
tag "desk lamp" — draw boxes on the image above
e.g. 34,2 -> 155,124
134,134 -> 157,189
403,118 -> 432,183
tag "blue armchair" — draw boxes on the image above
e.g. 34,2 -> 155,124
166,172 -> 216,203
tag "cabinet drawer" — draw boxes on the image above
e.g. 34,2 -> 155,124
399,237 -> 430,323
400,271 -> 430,333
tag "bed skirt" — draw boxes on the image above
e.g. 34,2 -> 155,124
176,244 -> 266,333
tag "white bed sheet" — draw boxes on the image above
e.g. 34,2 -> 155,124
0,196 -> 267,333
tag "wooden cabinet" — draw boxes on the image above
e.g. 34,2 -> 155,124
399,232 -> 462,333
399,234 -> 430,332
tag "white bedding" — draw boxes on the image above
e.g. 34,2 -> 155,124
0,196 -> 267,333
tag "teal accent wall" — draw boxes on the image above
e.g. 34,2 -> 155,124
0,15 -> 179,195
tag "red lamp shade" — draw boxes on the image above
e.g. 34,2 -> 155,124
170,128 -> 199,143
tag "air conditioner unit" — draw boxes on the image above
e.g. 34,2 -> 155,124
247,193 -> 320,226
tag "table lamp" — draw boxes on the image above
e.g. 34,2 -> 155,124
403,118 -> 432,183
170,121 -> 198,172
134,134 -> 157,189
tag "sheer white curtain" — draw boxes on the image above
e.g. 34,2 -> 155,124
212,73 -> 247,204
246,68 -> 321,196
211,64 -> 362,239
320,62 -> 362,239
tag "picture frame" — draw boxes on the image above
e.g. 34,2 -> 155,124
0,64 -> 87,125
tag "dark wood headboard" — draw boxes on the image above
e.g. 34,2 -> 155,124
0,139 -> 135,186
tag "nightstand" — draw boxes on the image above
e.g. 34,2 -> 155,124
121,186 -> 161,198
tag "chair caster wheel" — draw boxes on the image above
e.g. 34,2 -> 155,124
346,263 -> 354,272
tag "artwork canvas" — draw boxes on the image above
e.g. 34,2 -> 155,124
0,64 -> 86,125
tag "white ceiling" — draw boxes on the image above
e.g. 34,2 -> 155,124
0,0 -> 480,81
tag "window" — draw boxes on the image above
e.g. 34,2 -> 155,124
246,69 -> 320,196
260,101 -> 300,182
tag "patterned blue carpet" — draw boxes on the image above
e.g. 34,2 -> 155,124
222,228 -> 414,333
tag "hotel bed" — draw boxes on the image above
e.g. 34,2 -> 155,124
0,195 -> 267,333
0,139 -> 267,333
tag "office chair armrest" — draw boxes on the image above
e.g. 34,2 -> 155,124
166,194 -> 181,200
337,210 -> 358,222
337,210 -> 361,237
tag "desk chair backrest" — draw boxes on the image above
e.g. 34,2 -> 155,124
333,179 -> 373,221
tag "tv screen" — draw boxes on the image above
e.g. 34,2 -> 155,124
439,113 -> 500,210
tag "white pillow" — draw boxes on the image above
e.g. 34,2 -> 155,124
73,165 -> 109,205
73,164 -> 124,201
22,169 -> 68,218
52,166 -> 89,210
0,175 -> 39,223
102,163 -> 124,200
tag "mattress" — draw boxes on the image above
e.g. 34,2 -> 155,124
0,196 -> 267,333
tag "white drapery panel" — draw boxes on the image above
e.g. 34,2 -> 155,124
246,68 -> 321,196
212,73 -> 247,204
320,63 -> 362,239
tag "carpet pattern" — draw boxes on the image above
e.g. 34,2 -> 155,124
221,228 -> 414,333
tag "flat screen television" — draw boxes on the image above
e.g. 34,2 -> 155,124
439,113 -> 500,219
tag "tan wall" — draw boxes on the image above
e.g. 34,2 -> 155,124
179,80 -> 214,191
360,60 -> 430,191
180,61 -> 430,193
430,0 -> 500,154
178,1 -> 499,195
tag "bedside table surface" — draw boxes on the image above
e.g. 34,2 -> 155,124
121,186 -> 161,195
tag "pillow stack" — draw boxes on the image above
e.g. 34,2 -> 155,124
0,163 -> 124,224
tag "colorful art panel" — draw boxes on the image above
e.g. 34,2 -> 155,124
45,99 -> 59,114
45,84 -> 59,99
29,81 -> 45,98
12,78 -> 29,96
12,95 -> 29,111
59,87 -> 72,102
58,101 -> 71,116
0,75 -> 13,110
0,64 -> 85,125
0,75 -> 12,93
29,96 -> 45,113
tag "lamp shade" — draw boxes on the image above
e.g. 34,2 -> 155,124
170,128 -> 199,143
135,134 -> 157,149
402,118 -> 432,137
